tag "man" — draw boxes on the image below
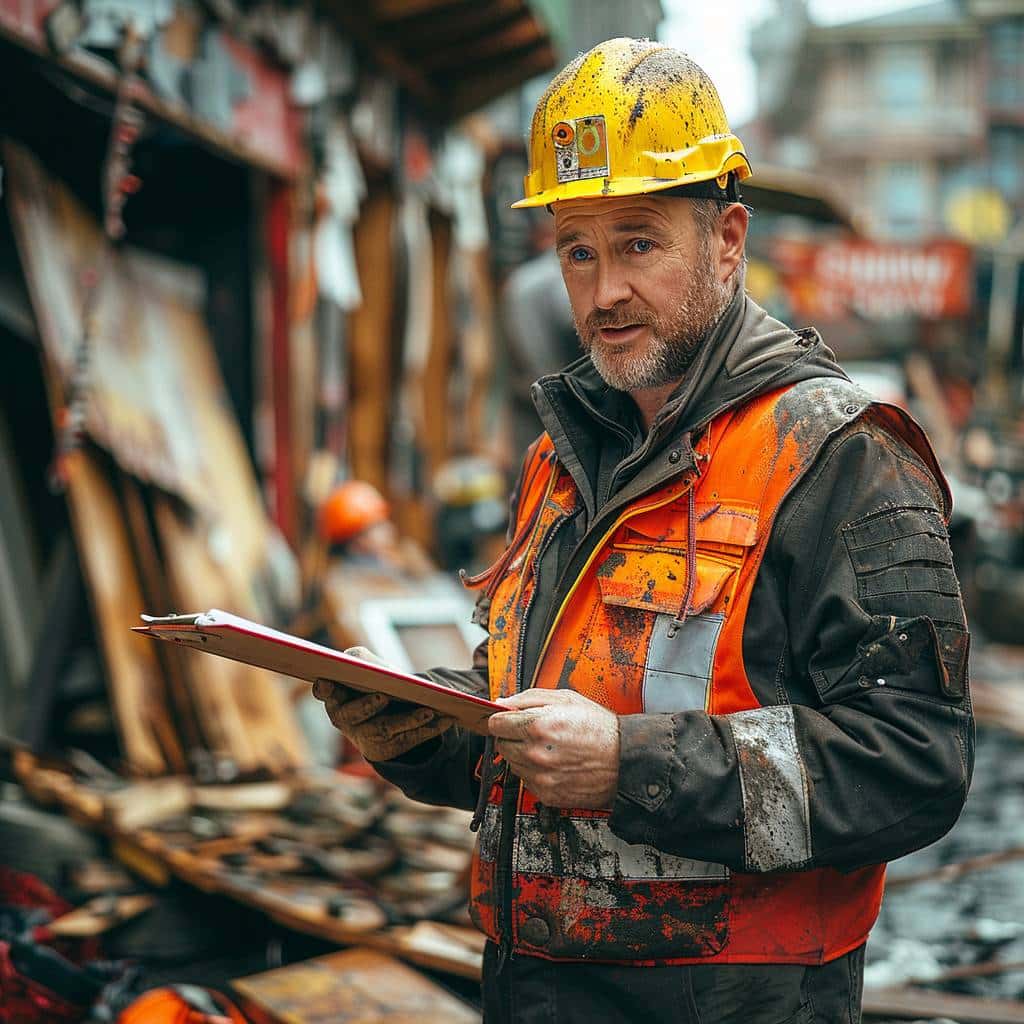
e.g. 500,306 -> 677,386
313,39 -> 973,1023
502,218 -> 577,463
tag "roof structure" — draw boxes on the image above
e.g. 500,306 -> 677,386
811,0 -> 979,41
324,0 -> 557,119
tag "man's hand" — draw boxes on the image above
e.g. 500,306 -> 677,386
312,647 -> 454,762
488,689 -> 620,809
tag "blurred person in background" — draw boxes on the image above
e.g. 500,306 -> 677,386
502,216 -> 577,465
315,39 -> 974,1023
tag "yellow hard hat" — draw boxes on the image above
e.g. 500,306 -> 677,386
514,38 -> 751,210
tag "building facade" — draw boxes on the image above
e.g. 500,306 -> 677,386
750,0 -> 1023,244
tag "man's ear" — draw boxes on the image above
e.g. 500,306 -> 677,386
718,203 -> 749,284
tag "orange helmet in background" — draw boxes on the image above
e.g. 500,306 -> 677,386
117,986 -> 247,1024
319,480 -> 390,545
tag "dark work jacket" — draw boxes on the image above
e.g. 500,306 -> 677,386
375,289 -> 974,884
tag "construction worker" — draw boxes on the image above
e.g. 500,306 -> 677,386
314,39 -> 973,1022
501,216 -> 577,464
320,480 -> 400,566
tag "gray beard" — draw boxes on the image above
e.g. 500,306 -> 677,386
576,259 -> 734,392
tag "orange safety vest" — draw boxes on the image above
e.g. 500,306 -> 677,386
465,380 -> 945,965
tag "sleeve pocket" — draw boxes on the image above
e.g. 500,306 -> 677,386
842,506 -> 968,691
813,614 -> 968,703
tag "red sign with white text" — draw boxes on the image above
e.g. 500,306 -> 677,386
772,238 -> 974,321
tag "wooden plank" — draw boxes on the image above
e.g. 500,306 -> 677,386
48,894 -> 156,937
422,211 -> 452,482
456,249 -> 495,458
864,987 -> 1024,1023
887,845 -> 1024,890
348,188 -> 397,493
385,920 -> 484,980
119,478 -> 195,768
969,678 -> 1024,738
231,947 -> 480,1023
152,496 -> 305,774
64,451 -> 176,775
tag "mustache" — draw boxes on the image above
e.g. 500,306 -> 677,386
583,307 -> 657,333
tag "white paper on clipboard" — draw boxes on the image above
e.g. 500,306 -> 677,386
133,609 -> 499,734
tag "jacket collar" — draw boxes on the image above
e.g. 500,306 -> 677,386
530,290 -> 849,513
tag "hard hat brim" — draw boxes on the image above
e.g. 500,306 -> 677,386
512,152 -> 752,210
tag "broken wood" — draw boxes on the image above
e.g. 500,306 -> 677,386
969,678 -> 1024,739
102,778 -> 192,832
864,986 -> 1024,1023
60,452 -> 181,775
231,947 -> 479,1023
47,894 -> 156,937
887,846 -> 1024,890
191,781 -> 294,813
926,960 -> 1024,985
385,920 -> 485,980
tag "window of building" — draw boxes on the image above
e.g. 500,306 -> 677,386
991,129 -> 1024,203
878,161 -> 930,237
875,44 -> 931,112
989,19 -> 1024,109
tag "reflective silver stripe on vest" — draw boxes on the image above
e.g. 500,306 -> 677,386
476,803 -> 502,863
642,612 -> 725,713
728,705 -> 812,872
513,813 -> 728,881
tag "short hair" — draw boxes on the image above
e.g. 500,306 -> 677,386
690,198 -> 732,239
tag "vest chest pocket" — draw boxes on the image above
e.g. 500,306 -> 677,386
602,499 -> 759,616
594,502 -> 759,714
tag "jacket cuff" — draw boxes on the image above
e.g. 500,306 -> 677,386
371,723 -> 462,783
610,713 -> 676,844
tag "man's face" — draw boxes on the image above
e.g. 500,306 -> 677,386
553,195 -> 733,392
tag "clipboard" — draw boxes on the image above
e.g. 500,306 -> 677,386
133,610 -> 500,734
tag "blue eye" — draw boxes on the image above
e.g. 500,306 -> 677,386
569,247 -> 591,263
631,238 -> 655,254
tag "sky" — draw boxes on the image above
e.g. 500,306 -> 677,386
659,0 -> 931,126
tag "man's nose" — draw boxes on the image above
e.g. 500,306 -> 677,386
593,260 -> 632,310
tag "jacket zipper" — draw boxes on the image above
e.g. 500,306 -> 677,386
497,457 -> 695,960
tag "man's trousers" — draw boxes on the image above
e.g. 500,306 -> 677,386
481,942 -> 866,1023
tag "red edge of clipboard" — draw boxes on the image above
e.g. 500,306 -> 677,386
131,619 -> 503,714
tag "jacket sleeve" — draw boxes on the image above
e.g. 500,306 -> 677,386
608,420 -> 974,873
368,639 -> 488,812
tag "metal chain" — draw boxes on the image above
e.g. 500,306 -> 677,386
49,27 -> 145,492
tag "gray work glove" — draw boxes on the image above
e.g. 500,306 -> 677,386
312,647 -> 454,762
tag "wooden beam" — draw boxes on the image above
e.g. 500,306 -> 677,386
372,0 -> 467,21
419,13 -> 543,74
863,987 -> 1024,1023
392,0 -> 523,54
319,2 -> 442,109
448,41 -> 556,118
